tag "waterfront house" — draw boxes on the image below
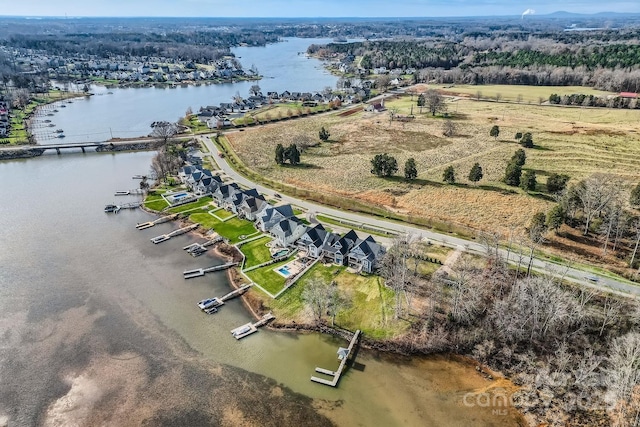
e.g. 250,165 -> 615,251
297,224 -> 330,258
178,165 -> 202,183
347,235 -> 386,274
194,175 -> 223,196
226,188 -> 261,213
238,196 -> 269,221
269,217 -> 307,248
212,183 -> 241,207
186,169 -> 213,190
321,229 -> 359,266
256,204 -> 295,232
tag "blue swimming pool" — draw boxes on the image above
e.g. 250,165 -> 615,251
276,266 -> 291,277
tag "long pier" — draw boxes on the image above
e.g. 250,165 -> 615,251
311,330 -> 361,387
183,236 -> 223,257
183,261 -> 238,279
197,284 -> 253,314
150,224 -> 199,244
230,312 -> 275,340
136,214 -> 178,230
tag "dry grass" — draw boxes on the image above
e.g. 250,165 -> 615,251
429,84 -> 614,103
226,96 -> 640,236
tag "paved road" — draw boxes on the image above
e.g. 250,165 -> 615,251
197,132 -> 640,299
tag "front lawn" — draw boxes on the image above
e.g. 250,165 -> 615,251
168,197 -> 213,213
245,256 -> 295,295
240,236 -> 273,269
144,193 -> 169,211
189,213 -> 257,243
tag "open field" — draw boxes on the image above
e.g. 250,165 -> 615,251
233,102 -> 332,125
427,84 -> 615,103
240,236 -> 273,269
226,94 -> 640,241
262,264 -> 408,339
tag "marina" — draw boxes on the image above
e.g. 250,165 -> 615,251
311,330 -> 361,387
149,223 -> 199,244
183,261 -> 238,278
230,312 -> 275,340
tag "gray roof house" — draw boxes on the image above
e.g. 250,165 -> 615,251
212,183 -> 240,206
297,224 -> 330,258
269,217 -> 307,248
194,175 -> 223,196
322,229 -> 358,266
238,196 -> 269,221
256,204 -> 295,232
226,188 -> 262,213
178,165 -> 202,183
347,235 -> 386,274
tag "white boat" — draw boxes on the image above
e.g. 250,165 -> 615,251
197,297 -> 222,310
114,190 -> 130,196
204,306 -> 218,314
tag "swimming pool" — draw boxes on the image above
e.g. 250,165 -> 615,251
276,266 -> 291,277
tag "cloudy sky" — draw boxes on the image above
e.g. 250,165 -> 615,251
1,0 -> 639,17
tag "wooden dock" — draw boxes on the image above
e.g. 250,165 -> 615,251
196,284 -> 253,314
136,214 -> 178,230
183,261 -> 238,279
150,224 -> 198,244
115,189 -> 143,196
182,236 -> 223,257
105,201 -> 141,214
230,312 -> 275,340
311,330 -> 361,387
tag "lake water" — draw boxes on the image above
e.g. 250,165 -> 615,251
32,38 -> 340,145
0,38 -> 523,426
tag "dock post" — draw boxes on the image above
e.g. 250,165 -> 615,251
55,148 -> 61,155
81,146 -> 85,153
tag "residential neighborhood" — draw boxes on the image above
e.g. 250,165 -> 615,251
0,97 -> 8,138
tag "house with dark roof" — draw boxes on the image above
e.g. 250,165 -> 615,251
185,169 -> 213,190
269,217 -> 307,248
256,205 -> 295,232
321,229 -> 358,266
178,165 -> 202,183
347,235 -> 386,273
212,183 -> 240,206
238,196 -> 269,221
297,224 -> 330,258
225,188 -> 262,213
194,175 -> 223,196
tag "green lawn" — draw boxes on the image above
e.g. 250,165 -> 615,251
144,193 -> 169,211
263,264 -> 409,339
212,208 -> 234,219
240,236 -> 273,269
168,197 -> 213,213
245,256 -> 295,295
189,213 -> 257,243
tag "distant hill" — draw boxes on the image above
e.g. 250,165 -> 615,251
545,11 -> 640,18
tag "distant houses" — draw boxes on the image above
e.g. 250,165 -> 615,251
0,97 -> 10,138
177,165 -> 386,274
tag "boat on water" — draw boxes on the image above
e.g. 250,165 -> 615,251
204,306 -> 218,314
57,134 -> 66,138
114,190 -> 130,196
55,129 -> 64,133
44,119 -> 51,123
104,204 -> 119,213
197,297 -> 223,310
61,105 -> 66,108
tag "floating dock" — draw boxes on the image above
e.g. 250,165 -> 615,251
183,261 -> 237,279
230,312 -> 275,340
135,214 -> 178,230
196,284 -> 253,314
150,224 -> 198,244
183,236 -> 223,257
311,330 -> 361,387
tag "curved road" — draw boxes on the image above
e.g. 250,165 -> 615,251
197,135 -> 640,298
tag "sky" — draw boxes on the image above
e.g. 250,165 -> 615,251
1,0 -> 639,18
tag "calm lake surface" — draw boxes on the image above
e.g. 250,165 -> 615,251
33,38 -> 340,145
0,38 -> 522,426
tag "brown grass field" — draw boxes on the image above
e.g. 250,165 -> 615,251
226,92 -> 640,271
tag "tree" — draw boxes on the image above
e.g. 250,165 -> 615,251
370,153 -> 398,177
468,163 -> 483,184
249,84 -> 261,96
285,144 -> 300,165
442,120 -> 456,137
443,165 -> 455,184
489,125 -> 500,139
302,279 -> 331,323
275,143 -> 285,165
417,93 -> 425,107
150,121 -> 178,146
606,332 -> 640,414
520,132 -> 534,148
504,162 -> 522,187
547,173 -> 570,194
404,158 -> 417,180
511,149 -> 526,167
380,234 -> 420,319
425,89 -> 446,116
514,132 -> 523,140
375,74 -> 392,92
574,174 -> 621,235
630,183 -> 640,207
520,170 -> 537,191
319,126 -> 330,142
546,205 -> 566,233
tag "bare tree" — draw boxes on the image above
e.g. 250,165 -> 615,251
301,278 -> 331,323
630,218 -> 640,269
249,84 -> 261,96
606,332 -> 640,413
151,121 -> 178,147
442,119 -> 456,137
425,89 -> 446,116
380,233 -> 420,319
375,74 -> 392,92
599,295 -> 623,337
574,174 -> 621,235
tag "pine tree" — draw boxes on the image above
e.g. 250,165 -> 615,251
275,143 -> 285,165
504,162 -> 522,186
319,126 -> 330,142
630,183 -> 640,207
404,158 -> 417,180
468,163 -> 483,183
489,125 -> 500,139
546,205 -> 566,233
520,170 -> 537,191
443,165 -> 455,184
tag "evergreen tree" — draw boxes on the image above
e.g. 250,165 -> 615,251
404,158 -> 417,180
443,165 -> 455,184
511,149 -> 526,167
489,125 -> 500,139
504,162 -> 522,186
275,143 -> 285,165
319,126 -> 330,142
520,132 -> 534,148
468,162 -> 483,183
371,153 -> 398,177
514,132 -> 523,140
285,144 -> 301,165
546,173 -> 570,193
630,182 -> 640,207
520,170 -> 537,191
546,205 -> 566,233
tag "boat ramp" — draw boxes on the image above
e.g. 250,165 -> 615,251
182,236 -> 223,257
311,330 -> 361,387
135,214 -> 178,230
196,284 -> 253,314
150,223 -> 199,244
183,261 -> 238,279
230,312 -> 275,340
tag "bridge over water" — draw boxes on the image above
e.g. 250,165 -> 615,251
0,138 -> 158,159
